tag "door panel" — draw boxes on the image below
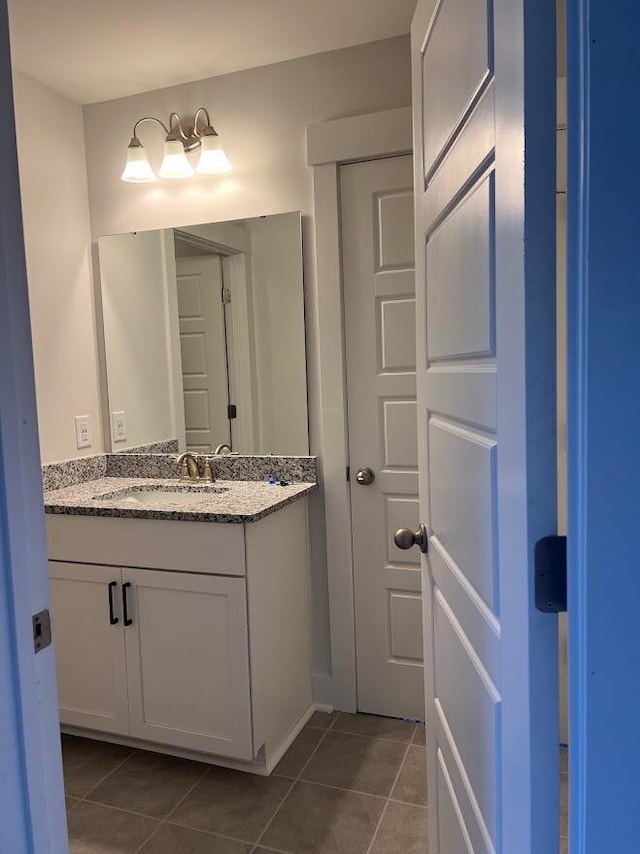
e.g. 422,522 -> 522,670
176,256 -> 230,453
49,563 -> 129,735
124,568 -> 253,760
342,155 -> 424,720
381,299 -> 416,369
428,418 -> 497,611
412,0 -> 558,851
427,175 -> 494,360
421,0 -> 492,180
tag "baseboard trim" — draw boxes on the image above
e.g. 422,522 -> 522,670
61,702 -> 332,778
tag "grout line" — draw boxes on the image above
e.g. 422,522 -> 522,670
251,845 -> 303,854
73,748 -> 135,803
251,844 -> 302,854
133,763 -> 213,853
148,821 -> 258,851
365,737 -> 414,854
81,800 -> 171,822
321,727 -> 415,745
275,777 -> 388,802
163,764 -> 212,823
388,795 -> 429,809
251,725 -> 333,853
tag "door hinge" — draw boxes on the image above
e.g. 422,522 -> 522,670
222,288 -> 232,304
534,535 -> 567,613
33,608 -> 52,653
346,466 -> 350,482
228,404 -> 237,420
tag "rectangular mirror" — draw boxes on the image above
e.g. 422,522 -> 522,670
98,212 -> 308,455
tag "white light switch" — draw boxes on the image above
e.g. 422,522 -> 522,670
112,411 -> 127,443
74,415 -> 92,449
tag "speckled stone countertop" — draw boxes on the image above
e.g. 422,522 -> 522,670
44,477 -> 316,524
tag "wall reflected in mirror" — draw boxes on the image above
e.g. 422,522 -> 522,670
98,212 -> 308,455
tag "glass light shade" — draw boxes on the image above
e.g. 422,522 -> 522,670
159,138 -> 195,179
196,134 -> 232,174
120,142 -> 156,183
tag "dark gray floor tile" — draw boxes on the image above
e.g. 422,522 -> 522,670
273,728 -> 325,779
87,749 -> 206,818
391,745 -> 428,806
261,781 -> 384,854
140,823 -> 252,853
169,766 -> 292,842
67,801 -> 157,853
332,712 -> 416,743
301,731 -> 406,797
370,801 -> 429,854
412,724 -> 426,746
62,735 -> 132,798
306,711 -> 337,730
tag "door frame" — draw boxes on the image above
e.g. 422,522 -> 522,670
0,0 -> 68,849
307,107 -> 413,710
566,0 -> 640,849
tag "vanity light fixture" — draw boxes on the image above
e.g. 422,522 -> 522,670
121,107 -> 232,183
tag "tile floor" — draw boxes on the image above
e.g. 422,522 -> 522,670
62,711 -> 428,854
62,714 -> 569,853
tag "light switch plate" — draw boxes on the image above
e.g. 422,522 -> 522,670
74,415 -> 92,449
112,411 -> 126,443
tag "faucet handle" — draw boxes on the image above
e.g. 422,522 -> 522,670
202,459 -> 215,483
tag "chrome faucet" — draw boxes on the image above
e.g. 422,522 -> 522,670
214,443 -> 232,455
176,452 -> 215,483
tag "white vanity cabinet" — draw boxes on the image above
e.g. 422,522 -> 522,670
46,499 -> 312,773
50,564 -> 253,759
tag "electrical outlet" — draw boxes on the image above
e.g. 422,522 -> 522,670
112,411 -> 127,443
74,415 -> 92,449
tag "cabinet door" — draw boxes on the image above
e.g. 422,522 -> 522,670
49,562 -> 129,735
123,568 -> 253,759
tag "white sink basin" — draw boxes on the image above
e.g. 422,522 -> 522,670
94,484 -> 229,508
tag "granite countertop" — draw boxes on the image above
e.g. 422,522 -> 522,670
44,477 -> 317,524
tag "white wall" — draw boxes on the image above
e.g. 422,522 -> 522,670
248,214 -> 307,455
82,36 -> 412,690
12,71 -> 102,463
98,230 -> 180,449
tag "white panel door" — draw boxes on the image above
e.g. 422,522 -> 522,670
49,562 -> 129,735
342,155 -> 423,721
176,255 -> 230,453
411,0 -> 558,852
123,568 -> 254,760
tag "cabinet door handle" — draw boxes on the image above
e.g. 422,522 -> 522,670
122,582 -> 133,626
108,581 -> 119,625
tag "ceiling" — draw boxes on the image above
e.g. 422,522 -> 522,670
8,0 -> 415,105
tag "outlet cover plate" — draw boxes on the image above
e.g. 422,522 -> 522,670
74,415 -> 92,449
112,411 -> 126,443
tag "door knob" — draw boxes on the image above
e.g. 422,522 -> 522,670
355,467 -> 376,486
394,523 -> 429,554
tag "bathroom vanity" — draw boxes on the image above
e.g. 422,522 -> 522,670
43,455 -> 317,775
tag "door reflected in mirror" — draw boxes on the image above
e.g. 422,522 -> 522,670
98,213 -> 308,455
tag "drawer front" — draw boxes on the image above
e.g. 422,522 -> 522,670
46,514 -> 246,576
